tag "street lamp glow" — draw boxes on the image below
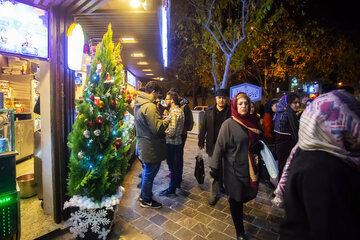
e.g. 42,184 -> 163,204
130,0 -> 141,8
131,52 -> 145,57
120,37 -> 136,43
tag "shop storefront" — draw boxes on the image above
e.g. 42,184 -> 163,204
0,0 -> 80,238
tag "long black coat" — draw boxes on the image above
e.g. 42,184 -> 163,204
210,118 -> 257,202
280,149 -> 360,239
198,104 -> 231,156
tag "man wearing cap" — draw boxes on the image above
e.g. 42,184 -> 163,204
198,88 -> 231,206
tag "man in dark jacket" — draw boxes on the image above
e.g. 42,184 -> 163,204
198,88 -> 231,206
135,81 -> 170,209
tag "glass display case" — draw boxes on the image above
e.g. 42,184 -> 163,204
0,109 -> 15,154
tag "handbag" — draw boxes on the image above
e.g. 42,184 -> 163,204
194,154 -> 205,184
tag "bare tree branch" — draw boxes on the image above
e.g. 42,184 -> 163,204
214,22 -> 231,52
211,53 -> 219,89
206,0 -> 216,26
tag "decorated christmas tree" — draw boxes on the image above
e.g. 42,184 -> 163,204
66,24 -> 135,204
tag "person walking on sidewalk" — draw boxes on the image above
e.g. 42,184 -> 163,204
134,81 -> 170,209
279,90 -> 360,239
159,90 -> 185,196
210,92 -> 262,240
198,88 -> 231,206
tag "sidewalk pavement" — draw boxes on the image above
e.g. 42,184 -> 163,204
56,134 -> 284,240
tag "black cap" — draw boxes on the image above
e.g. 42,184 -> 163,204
215,88 -> 228,97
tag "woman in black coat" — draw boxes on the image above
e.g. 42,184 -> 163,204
279,90 -> 360,239
210,92 -> 262,240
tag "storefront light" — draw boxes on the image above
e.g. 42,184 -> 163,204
142,69 -> 152,72
67,23 -> 84,71
131,52 -> 145,57
137,61 -> 149,65
130,0 -> 141,8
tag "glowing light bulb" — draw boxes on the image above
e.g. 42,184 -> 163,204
130,0 -> 141,8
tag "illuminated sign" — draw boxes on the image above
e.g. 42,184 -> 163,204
127,71 -> 137,87
161,2 -> 169,67
230,83 -> 262,102
67,23 -> 84,71
0,0 -> 49,59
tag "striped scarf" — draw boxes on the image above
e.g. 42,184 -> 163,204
273,90 -> 360,204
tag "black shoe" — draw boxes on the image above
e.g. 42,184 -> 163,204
159,188 -> 176,196
139,199 -> 162,209
208,197 -> 219,206
137,182 -> 142,188
138,173 -> 142,178
138,194 -> 143,202
237,234 -> 247,240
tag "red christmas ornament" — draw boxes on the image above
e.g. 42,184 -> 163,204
110,124 -> 113,132
88,121 -> 94,126
89,94 -> 94,100
111,100 -> 115,106
94,97 -> 100,105
97,115 -> 103,124
115,137 -> 121,146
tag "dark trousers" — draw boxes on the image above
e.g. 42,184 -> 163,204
275,133 -> 296,177
166,144 -> 183,190
229,198 -> 245,236
180,134 -> 187,179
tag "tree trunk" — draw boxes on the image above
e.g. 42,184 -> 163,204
192,76 -> 198,108
221,54 -> 232,89
201,86 -> 207,106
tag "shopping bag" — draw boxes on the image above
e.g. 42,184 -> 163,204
194,155 -> 205,184
258,140 -> 278,179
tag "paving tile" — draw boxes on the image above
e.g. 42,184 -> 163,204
256,228 -> 279,240
176,215 -> 200,229
223,224 -> 236,238
191,222 -> 213,237
213,202 -> 227,211
155,231 -> 179,240
194,212 -> 213,225
117,206 -> 141,222
244,222 -> 260,236
188,193 -> 203,201
143,223 -> 167,239
249,208 -> 268,219
181,207 -> 199,218
197,204 -> 215,215
192,235 -> 207,240
207,218 -> 229,232
206,230 -> 234,240
184,199 -> 202,209
209,209 -> 228,221
149,214 -> 168,226
174,227 -> 196,240
131,217 -> 152,230
162,220 -> 182,234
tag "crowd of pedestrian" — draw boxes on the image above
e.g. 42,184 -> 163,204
133,80 -> 360,240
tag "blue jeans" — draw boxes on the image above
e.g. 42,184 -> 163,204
141,161 -> 161,202
166,144 -> 183,190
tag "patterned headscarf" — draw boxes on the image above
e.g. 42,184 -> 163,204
231,92 -> 262,188
273,90 -> 360,206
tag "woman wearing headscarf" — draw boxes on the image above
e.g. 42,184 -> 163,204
273,93 -> 301,177
210,92 -> 262,240
263,99 -> 278,144
279,90 -> 360,239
